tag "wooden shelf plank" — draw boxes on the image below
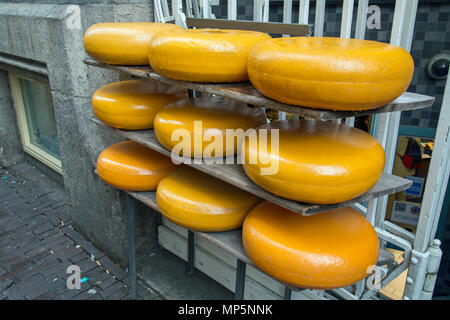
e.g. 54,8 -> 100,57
84,59 -> 434,121
92,117 -> 413,216
123,188 -> 396,290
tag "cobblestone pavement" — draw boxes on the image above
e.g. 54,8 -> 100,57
0,163 -> 160,300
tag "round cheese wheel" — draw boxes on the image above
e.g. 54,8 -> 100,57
153,97 -> 268,158
97,140 -> 178,191
156,166 -> 262,231
241,119 -> 385,204
248,37 -> 414,110
92,80 -> 187,130
243,201 -> 379,289
149,28 -> 271,82
84,22 -> 182,65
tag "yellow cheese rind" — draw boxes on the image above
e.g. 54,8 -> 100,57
153,97 -> 268,158
97,140 -> 178,191
92,80 -> 187,130
84,22 -> 182,65
156,167 -> 262,231
248,37 -> 414,110
149,29 -> 271,82
243,202 -> 380,289
241,119 -> 386,204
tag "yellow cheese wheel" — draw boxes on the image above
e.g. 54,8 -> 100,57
153,97 -> 268,158
241,119 -> 385,204
156,166 -> 262,231
92,80 -> 187,130
97,140 -> 178,191
248,37 -> 414,110
84,22 -> 182,65
243,201 -> 379,289
149,28 -> 271,82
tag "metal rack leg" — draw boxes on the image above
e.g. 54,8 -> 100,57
126,194 -> 137,300
284,287 -> 292,300
187,230 -> 195,275
235,259 -> 246,300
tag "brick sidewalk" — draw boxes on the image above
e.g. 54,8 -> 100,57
0,163 -> 160,300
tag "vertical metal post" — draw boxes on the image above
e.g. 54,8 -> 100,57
371,0 -> 409,229
126,194 -> 137,300
298,0 -> 310,24
314,0 -> 326,37
413,58 -> 450,254
235,259 -> 246,300
283,0 -> 292,24
354,0 -> 369,40
228,0 -> 237,20
340,0 -> 354,38
341,0 -> 355,127
202,0 -> 209,18
187,230 -> 195,275
284,287 -> 292,300
254,0 -> 263,22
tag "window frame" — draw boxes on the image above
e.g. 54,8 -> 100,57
8,72 -> 62,174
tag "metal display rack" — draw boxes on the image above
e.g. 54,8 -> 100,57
85,3 -> 449,299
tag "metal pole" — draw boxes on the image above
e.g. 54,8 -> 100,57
187,230 -> 195,275
314,0 -> 326,37
127,194 -> 137,300
284,287 -> 292,300
235,259 -> 247,300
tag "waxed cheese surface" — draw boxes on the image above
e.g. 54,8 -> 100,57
97,140 -> 178,191
149,28 -> 272,82
248,37 -> 414,110
154,97 -> 268,158
92,80 -> 187,130
241,119 -> 386,204
84,22 -> 181,65
243,201 -> 379,289
156,166 -> 262,231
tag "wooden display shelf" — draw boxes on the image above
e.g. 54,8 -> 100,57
84,59 -> 434,121
92,118 -> 413,216
125,189 -> 395,280
127,189 -> 254,265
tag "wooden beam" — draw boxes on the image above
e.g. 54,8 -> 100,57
185,17 -> 311,36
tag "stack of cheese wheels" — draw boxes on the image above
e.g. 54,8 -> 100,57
156,166 -> 261,231
92,80 -> 187,130
242,201 -> 379,289
149,28 -> 271,82
153,97 -> 268,158
241,119 -> 386,204
84,22 -> 181,65
97,140 -> 178,191
248,37 -> 414,110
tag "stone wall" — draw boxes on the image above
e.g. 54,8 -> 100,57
0,70 -> 23,167
0,1 -> 158,266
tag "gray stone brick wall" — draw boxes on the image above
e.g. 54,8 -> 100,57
0,1 -> 157,267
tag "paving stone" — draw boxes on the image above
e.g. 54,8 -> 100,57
99,281 -> 128,299
0,163 -> 154,300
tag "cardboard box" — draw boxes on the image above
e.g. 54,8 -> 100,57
390,201 -> 421,227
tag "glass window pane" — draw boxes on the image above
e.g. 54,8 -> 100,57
19,77 -> 61,159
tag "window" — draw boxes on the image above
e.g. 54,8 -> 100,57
8,72 -> 62,174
